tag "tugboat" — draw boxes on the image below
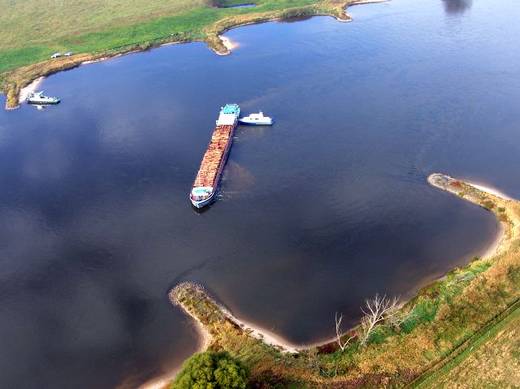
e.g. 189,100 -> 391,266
239,112 -> 273,126
26,91 -> 60,105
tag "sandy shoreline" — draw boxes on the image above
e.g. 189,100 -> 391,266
226,308 -> 353,352
138,314 -> 304,389
203,183 -> 511,353
139,295 -> 211,389
211,36 -> 239,56
450,178 -> 510,261
464,179 -> 512,260
429,173 -> 515,260
18,76 -> 44,104
465,180 -> 513,201
219,307 -> 300,353
219,36 -> 239,53
3,0 -> 391,110
350,0 -> 388,5
481,219 -> 505,260
155,174 -> 515,387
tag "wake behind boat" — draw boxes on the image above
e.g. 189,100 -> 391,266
26,91 -> 60,105
239,112 -> 273,126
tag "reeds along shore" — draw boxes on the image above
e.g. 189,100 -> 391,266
166,174 -> 520,388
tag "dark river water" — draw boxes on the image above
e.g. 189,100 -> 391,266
1,0 -> 520,387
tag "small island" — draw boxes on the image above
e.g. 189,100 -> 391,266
165,174 -> 520,388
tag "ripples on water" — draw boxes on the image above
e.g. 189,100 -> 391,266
1,0 -> 520,387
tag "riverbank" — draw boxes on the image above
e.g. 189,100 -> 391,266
413,297 -> 520,388
1,0 -> 387,110
170,282 -> 299,353
166,173 -> 520,387
428,174 -> 514,260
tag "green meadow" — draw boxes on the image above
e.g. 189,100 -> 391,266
0,0 -> 322,74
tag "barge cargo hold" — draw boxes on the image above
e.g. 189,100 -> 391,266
190,104 -> 240,208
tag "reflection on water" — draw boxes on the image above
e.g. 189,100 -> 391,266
0,0 -> 519,388
221,3 -> 256,9
442,0 -> 473,14
214,1 -> 256,8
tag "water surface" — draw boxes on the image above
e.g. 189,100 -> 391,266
217,3 -> 256,9
1,0 -> 520,387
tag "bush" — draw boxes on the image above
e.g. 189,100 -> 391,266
172,351 -> 248,389
401,300 -> 438,333
481,200 -> 495,210
367,325 -> 393,345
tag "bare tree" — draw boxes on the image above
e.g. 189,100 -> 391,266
359,294 -> 400,346
385,302 -> 405,330
334,312 -> 356,351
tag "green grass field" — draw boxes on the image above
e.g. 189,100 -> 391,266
0,0 -> 324,75
0,0 -> 206,50
416,302 -> 520,388
0,0 -> 201,73
1,0 -> 346,108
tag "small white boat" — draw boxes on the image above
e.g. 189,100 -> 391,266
238,112 -> 273,126
26,91 -> 60,105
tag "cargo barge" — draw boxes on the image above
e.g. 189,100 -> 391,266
190,104 -> 240,208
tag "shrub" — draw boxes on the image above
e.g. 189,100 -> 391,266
401,299 -> 438,334
172,351 -> 248,389
367,325 -> 392,345
481,200 -> 495,210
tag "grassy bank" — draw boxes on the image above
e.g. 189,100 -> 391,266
1,0 -> 361,109
170,174 -> 520,388
414,299 -> 520,388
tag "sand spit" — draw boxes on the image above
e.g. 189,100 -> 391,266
428,173 -> 516,260
138,295 -> 211,389
218,308 -> 300,353
170,283 -> 300,354
157,173 -> 517,387
18,77 -> 44,103
140,283 -> 303,388
466,181 -> 513,201
219,36 -> 239,53
350,0 -> 388,6
339,0 -> 388,21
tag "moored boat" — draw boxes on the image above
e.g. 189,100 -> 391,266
190,104 -> 241,209
26,91 -> 60,105
238,111 -> 273,126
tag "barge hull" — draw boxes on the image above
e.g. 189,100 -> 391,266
190,104 -> 240,208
